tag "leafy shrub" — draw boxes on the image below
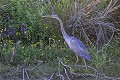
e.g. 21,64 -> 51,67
1,0 -> 50,45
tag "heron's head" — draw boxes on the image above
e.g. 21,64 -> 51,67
42,14 -> 59,19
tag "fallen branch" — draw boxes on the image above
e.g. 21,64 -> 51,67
54,57 -> 120,80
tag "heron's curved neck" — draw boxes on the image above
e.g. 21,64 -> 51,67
56,18 -> 69,39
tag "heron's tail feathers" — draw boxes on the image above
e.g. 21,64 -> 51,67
83,54 -> 92,61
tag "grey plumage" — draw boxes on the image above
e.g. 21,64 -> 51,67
43,14 -> 91,61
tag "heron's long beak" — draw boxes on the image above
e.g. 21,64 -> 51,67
42,15 -> 51,18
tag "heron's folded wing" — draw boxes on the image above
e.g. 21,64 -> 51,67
69,37 -> 91,61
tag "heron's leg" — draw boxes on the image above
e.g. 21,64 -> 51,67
75,54 -> 79,64
83,58 -> 87,70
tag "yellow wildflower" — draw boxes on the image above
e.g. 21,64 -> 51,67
22,46 -> 24,48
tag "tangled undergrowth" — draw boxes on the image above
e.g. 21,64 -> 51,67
0,0 -> 120,80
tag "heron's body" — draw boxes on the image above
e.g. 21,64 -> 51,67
43,14 -> 91,62
65,36 -> 91,61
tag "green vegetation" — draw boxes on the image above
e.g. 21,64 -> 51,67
0,0 -> 120,79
